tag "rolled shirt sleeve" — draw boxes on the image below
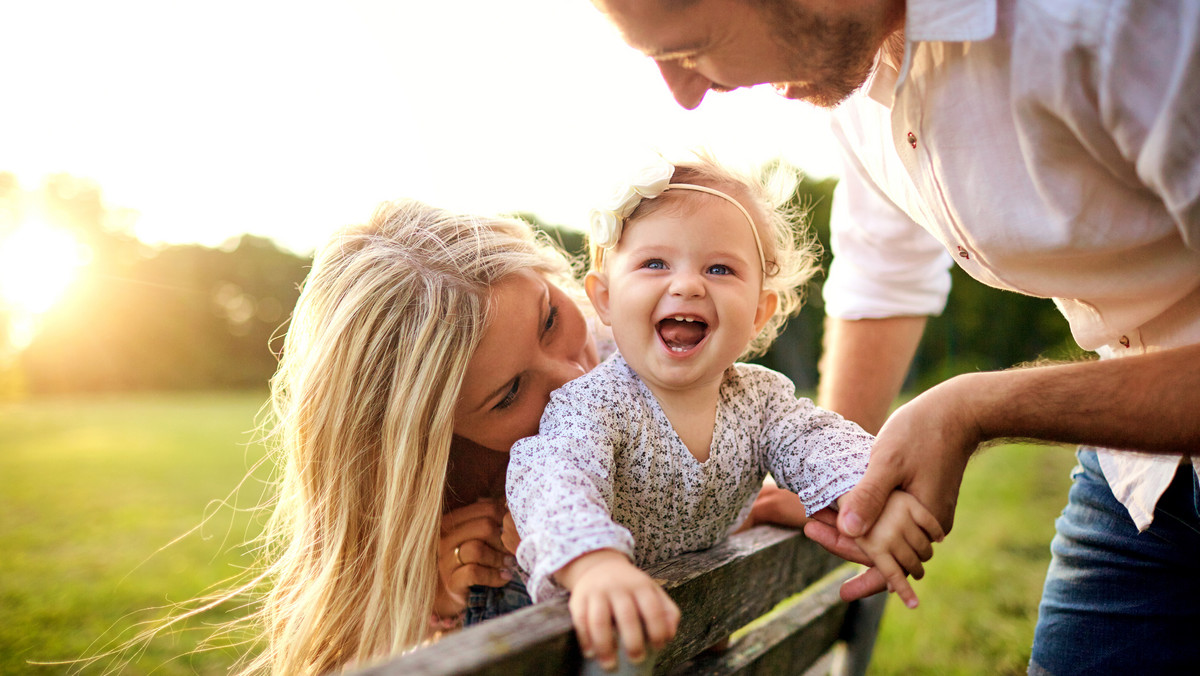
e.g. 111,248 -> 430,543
823,148 -> 954,320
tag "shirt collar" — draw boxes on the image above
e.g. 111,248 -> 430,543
864,0 -> 998,106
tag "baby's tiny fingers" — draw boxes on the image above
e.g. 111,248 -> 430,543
894,547 -> 925,580
874,554 -> 919,609
587,597 -> 618,669
636,587 -> 679,649
905,530 -> 934,563
611,594 -> 647,664
909,501 -> 946,542
569,595 -> 593,659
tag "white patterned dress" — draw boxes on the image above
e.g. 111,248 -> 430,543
506,353 -> 873,602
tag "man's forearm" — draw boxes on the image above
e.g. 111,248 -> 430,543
953,343 -> 1200,453
819,316 -> 928,434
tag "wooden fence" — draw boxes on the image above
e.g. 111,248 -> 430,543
349,525 -> 885,675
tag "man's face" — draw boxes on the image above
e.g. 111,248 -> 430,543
592,0 -> 900,109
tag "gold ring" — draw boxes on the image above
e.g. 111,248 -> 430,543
454,545 -> 464,566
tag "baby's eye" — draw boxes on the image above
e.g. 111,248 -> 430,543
706,264 -> 733,276
642,259 -> 667,270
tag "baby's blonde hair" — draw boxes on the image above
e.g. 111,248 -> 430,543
255,199 -> 574,673
589,153 -> 819,358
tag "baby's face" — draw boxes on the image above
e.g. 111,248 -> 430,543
587,194 -> 776,396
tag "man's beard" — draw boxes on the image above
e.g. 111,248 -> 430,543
757,0 -> 885,108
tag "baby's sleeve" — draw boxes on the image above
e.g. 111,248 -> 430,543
506,385 -> 635,603
755,368 -> 873,515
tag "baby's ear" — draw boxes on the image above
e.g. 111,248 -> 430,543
584,271 -> 613,326
753,289 -> 779,333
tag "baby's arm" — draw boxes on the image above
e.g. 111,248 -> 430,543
840,490 -> 944,608
555,549 -> 680,671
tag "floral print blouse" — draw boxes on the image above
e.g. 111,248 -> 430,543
507,353 -> 873,602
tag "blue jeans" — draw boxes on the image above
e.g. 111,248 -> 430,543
1029,449 -> 1200,675
463,578 -> 531,626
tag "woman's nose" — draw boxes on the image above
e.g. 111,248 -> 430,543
546,356 -> 587,391
656,60 -> 711,110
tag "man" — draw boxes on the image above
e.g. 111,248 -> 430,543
591,0 -> 1200,673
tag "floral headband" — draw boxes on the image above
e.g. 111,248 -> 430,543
588,159 -> 766,273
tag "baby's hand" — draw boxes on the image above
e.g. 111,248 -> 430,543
847,490 -> 944,609
555,549 -> 680,671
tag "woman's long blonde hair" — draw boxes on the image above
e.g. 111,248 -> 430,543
257,199 -> 573,673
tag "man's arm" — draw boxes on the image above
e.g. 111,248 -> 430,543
837,341 -> 1200,541
818,315 -> 928,435
803,315 -> 927,598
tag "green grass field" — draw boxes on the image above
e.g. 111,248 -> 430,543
0,392 -> 1077,675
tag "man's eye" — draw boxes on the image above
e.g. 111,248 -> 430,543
707,264 -> 732,275
495,377 -> 520,410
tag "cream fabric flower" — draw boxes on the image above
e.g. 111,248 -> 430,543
589,159 -> 676,250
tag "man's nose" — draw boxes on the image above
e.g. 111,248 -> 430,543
656,60 -> 710,110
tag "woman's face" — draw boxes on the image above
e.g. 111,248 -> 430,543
454,270 -> 598,452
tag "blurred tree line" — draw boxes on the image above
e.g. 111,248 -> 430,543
0,171 -> 1079,397
1,173 -> 307,394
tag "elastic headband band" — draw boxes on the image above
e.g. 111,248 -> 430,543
662,183 -> 767,274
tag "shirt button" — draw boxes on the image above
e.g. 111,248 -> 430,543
907,131 -> 917,148
957,245 -> 970,259
1119,335 -> 1130,348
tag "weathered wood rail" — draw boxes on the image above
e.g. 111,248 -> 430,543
349,525 -> 885,676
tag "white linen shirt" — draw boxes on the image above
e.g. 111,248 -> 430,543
506,354 -> 872,602
822,0 -> 1200,530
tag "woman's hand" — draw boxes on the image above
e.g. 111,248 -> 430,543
435,500 -> 516,619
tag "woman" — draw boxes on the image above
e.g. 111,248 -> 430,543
256,198 -> 807,674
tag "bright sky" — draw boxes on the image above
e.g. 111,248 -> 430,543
3,0 -> 841,255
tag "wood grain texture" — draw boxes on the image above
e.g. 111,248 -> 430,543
346,526 -> 860,676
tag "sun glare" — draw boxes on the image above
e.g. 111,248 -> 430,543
0,221 -> 91,320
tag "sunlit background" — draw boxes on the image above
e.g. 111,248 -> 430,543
1,3 -> 1082,673
0,0 -> 841,362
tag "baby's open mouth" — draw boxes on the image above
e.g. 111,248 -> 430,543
657,316 -> 709,353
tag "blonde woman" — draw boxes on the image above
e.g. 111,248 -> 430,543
254,195 -> 840,674
254,199 -> 599,673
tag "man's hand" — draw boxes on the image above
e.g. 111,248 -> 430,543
801,510 -> 889,600
837,377 -> 980,543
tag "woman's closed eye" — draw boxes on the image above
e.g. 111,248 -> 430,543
494,377 -> 520,410
494,303 -> 559,412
